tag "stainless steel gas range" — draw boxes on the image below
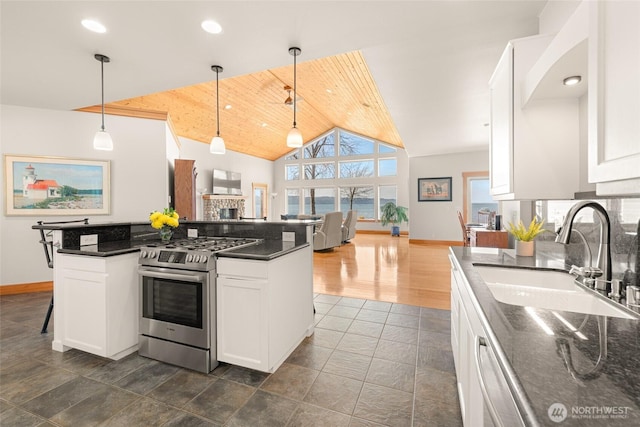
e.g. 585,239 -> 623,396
137,237 -> 261,373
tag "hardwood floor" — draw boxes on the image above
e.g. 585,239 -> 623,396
313,233 -> 453,310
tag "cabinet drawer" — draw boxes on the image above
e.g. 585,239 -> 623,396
217,257 -> 268,279
60,254 -> 107,273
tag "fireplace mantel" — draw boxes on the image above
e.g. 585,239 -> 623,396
203,194 -> 247,200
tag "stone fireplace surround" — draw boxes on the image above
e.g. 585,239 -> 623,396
203,195 -> 246,221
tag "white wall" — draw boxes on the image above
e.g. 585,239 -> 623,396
409,150 -> 489,241
1,105 -> 172,285
177,137 -> 274,220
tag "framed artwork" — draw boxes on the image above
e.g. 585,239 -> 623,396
418,177 -> 452,202
4,154 -> 110,216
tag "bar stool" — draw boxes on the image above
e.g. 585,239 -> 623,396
36,218 -> 88,333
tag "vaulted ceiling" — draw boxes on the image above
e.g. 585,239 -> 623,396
97,51 -> 403,161
1,1 -> 548,160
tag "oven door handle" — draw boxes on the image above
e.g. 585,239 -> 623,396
138,267 -> 207,283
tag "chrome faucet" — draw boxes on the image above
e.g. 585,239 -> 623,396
556,201 -> 611,294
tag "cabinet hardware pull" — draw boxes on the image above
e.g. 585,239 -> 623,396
475,336 -> 505,427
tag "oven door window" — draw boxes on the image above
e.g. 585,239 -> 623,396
142,277 -> 203,329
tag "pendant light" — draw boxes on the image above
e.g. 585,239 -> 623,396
210,65 -> 226,154
286,47 -> 303,148
93,54 -> 113,151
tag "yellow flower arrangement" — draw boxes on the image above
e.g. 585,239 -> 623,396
149,207 -> 180,229
507,216 -> 546,242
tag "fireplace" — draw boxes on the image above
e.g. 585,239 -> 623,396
219,208 -> 238,220
203,195 -> 246,220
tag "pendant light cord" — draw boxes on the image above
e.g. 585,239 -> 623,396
293,50 -> 297,127
100,57 -> 105,131
216,68 -> 220,137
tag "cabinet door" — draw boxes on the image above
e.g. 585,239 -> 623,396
61,268 -> 107,356
589,1 -> 640,191
489,45 -> 514,197
217,275 -> 269,371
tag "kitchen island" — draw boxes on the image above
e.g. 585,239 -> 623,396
450,246 -> 640,426
33,220 -> 315,372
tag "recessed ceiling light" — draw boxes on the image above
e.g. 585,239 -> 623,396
81,19 -> 106,33
201,20 -> 223,34
563,75 -> 581,86
224,104 -> 232,110
261,123 -> 268,127
326,89 -> 332,94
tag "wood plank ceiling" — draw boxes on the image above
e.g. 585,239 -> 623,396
89,51 -> 404,161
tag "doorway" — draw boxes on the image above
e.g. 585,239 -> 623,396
462,171 -> 497,225
252,183 -> 268,219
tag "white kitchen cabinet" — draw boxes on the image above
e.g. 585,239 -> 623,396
216,246 -> 314,373
489,34 -> 581,200
588,0 -> 640,196
450,256 -> 484,426
53,252 -> 139,359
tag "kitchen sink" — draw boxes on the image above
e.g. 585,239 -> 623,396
474,266 -> 635,319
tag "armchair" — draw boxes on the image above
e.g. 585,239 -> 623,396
341,210 -> 357,243
313,211 -> 343,251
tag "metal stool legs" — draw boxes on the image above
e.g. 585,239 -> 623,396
41,296 -> 54,334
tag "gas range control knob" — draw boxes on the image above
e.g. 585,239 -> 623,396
186,254 -> 193,263
140,251 -> 147,258
148,251 -> 157,259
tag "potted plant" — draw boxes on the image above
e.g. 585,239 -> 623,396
507,216 -> 546,256
380,202 -> 408,236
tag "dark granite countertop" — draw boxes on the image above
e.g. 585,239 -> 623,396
450,246 -> 640,426
217,241 -> 310,260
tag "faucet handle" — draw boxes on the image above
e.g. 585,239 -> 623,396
627,286 -> 640,307
609,279 -> 623,302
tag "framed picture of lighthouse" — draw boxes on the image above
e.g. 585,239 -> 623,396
4,155 -> 110,216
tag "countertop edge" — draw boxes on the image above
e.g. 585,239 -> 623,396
217,242 -> 310,260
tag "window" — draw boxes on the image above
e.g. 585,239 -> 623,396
304,133 -> 335,158
281,127 -> 402,222
340,186 -> 374,219
378,185 -> 397,219
339,160 -> 374,178
304,188 -> 335,215
304,163 -> 335,180
285,164 -> 299,180
340,131 -> 374,156
379,143 -> 397,153
378,158 -> 397,177
286,189 -> 300,215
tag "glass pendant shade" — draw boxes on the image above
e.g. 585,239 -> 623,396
93,129 -> 113,151
286,126 -> 303,148
210,135 -> 226,154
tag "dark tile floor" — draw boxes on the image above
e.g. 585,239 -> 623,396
0,291 -> 463,426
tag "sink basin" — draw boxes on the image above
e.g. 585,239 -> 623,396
474,266 -> 634,319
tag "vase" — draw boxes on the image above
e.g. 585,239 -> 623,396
515,240 -> 534,257
159,226 -> 173,243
